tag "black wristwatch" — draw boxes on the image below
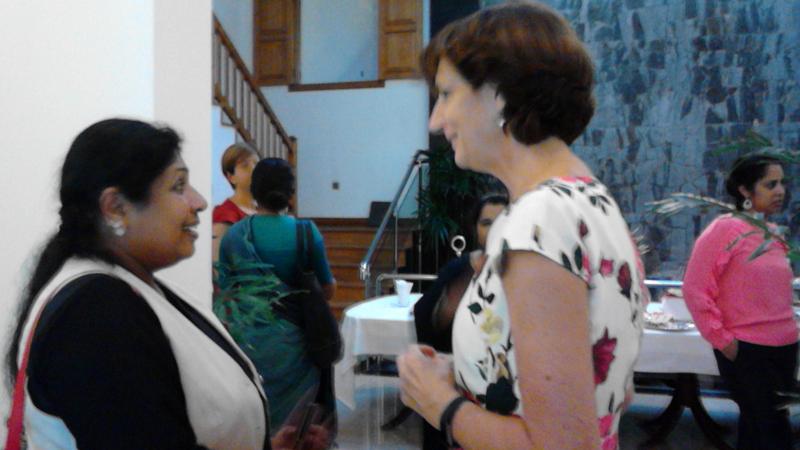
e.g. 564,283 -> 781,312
440,396 -> 470,448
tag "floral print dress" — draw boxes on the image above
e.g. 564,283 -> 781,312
451,177 -> 646,449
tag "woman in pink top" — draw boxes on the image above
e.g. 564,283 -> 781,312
683,154 -> 796,449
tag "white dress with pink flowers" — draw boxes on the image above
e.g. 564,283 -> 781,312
451,177 -> 646,449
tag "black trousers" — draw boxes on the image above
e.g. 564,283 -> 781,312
714,340 -> 798,450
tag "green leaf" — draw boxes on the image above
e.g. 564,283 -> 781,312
212,258 -> 297,349
725,231 -> 759,251
748,239 -> 773,261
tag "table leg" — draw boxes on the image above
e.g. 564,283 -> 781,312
680,375 -> 732,450
639,374 -> 733,450
381,405 -> 414,430
639,392 -> 685,447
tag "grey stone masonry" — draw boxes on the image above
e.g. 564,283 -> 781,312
481,0 -> 800,277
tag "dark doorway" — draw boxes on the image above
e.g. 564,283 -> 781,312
430,0 -> 480,38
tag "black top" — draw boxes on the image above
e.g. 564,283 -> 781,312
414,254 -> 473,353
26,274 -> 264,450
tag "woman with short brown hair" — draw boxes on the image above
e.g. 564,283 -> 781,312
398,3 -> 646,448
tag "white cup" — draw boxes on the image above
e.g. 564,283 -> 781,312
394,279 -> 413,307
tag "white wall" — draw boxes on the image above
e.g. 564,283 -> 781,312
263,80 -> 429,217
154,0 -> 214,305
263,0 -> 431,218
213,0 -> 253,72
0,0 -> 213,434
301,0 -> 378,83
211,106 -> 239,206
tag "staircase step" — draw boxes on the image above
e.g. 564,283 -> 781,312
330,263 -> 362,283
319,227 -> 378,247
310,218 -> 416,319
334,281 -> 367,302
327,245 -> 407,266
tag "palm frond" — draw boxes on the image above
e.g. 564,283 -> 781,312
647,193 -> 793,261
213,258 -> 294,346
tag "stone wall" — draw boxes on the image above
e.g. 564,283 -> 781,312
484,0 -> 800,277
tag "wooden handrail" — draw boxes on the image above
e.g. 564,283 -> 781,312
212,16 -> 294,160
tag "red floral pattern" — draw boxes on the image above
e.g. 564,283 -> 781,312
452,177 -> 643,449
592,328 -> 617,385
598,414 -> 618,450
617,262 -> 632,300
599,258 -> 614,277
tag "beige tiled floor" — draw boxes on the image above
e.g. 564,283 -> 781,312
336,375 -> 798,449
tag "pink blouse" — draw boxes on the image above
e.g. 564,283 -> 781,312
682,215 -> 797,350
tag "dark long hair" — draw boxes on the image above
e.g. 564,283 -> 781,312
250,157 -> 295,211
724,154 -> 782,210
6,118 -> 182,384
469,192 -> 509,247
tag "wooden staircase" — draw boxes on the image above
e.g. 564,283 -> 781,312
312,218 -> 413,319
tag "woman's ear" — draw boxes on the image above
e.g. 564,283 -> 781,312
98,187 -> 128,225
737,185 -> 751,201
494,91 -> 506,116
493,89 -> 507,131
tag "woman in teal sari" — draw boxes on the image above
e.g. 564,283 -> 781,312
217,158 -> 336,430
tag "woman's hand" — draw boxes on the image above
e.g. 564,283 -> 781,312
397,344 -> 460,428
271,423 -> 331,450
271,425 -> 297,450
721,339 -> 738,361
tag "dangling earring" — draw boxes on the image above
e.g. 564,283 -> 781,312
496,117 -> 506,130
742,198 -> 753,211
107,220 -> 126,237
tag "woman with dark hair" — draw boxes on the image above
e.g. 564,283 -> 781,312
212,143 -> 259,262
397,2 -> 647,448
683,154 -> 795,449
414,192 -> 507,450
218,157 -> 337,430
4,119 -> 325,449
415,192 -> 509,354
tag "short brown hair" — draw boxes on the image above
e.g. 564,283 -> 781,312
422,1 -> 595,145
220,142 -> 258,188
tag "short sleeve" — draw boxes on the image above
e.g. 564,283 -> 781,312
501,187 -> 592,284
213,200 -> 245,225
308,220 -> 334,285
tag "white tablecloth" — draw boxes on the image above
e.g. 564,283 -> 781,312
335,294 -> 421,409
334,297 -> 726,409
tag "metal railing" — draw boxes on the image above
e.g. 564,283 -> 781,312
374,273 -> 439,298
212,16 -> 296,163
360,150 -> 428,297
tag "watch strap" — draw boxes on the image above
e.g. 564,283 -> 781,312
439,396 -> 470,448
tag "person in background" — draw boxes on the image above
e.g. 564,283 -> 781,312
397,2 -> 647,448
415,192 -> 509,354
414,192 -> 508,449
218,158 -> 337,430
5,119 -> 326,450
212,143 -> 259,262
683,154 -> 796,449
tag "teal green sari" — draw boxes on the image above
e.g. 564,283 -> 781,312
216,216 -> 319,430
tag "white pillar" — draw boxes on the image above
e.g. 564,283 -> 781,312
0,0 -> 213,436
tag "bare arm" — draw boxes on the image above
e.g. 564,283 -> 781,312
451,251 -> 597,449
399,251 -> 599,450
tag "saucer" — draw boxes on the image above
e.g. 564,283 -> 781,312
645,320 -> 696,332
